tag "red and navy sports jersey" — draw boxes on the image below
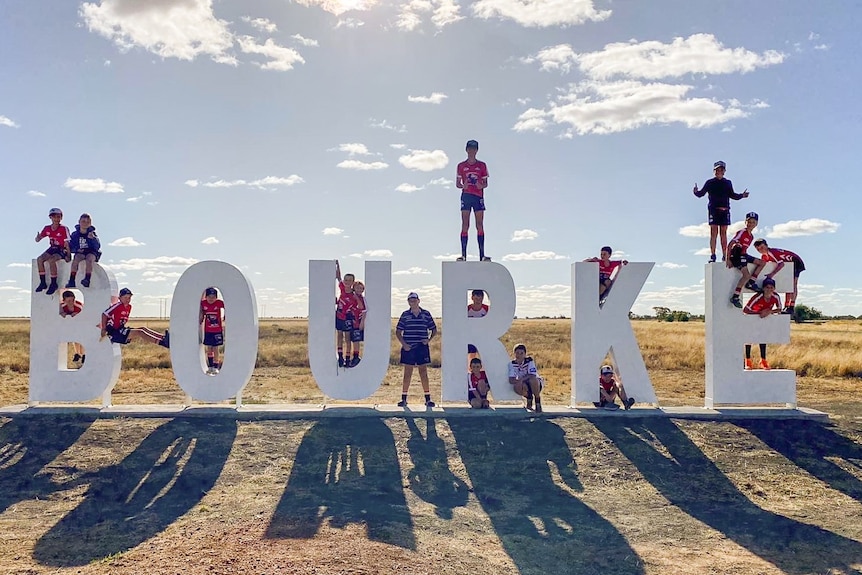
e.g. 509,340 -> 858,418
729,229 -> 754,251
598,260 -> 623,278
457,160 -> 489,198
744,292 -> 782,314
351,294 -> 367,323
60,301 -> 83,316
761,248 -> 799,263
103,302 -> 131,328
600,376 -> 617,393
467,303 -> 489,318
336,281 -> 355,320
468,370 -> 489,392
39,224 -> 71,250
201,299 -> 225,333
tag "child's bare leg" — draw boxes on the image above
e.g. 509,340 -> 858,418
477,381 -> 490,408
418,365 -> 430,394
709,225 -> 719,256
735,267 -> 751,292
36,253 -> 47,274
48,255 -> 60,277
470,396 -> 483,409
401,365 -> 414,393
718,225 -> 728,259
85,254 -> 95,275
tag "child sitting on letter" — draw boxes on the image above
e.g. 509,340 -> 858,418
468,357 -> 490,409
594,364 -> 635,410
66,213 -> 102,288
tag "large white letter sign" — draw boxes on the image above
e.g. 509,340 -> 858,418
29,261 -> 121,405
705,263 -> 795,408
441,261 -> 517,402
170,261 -> 258,403
571,262 -> 657,406
307,260 -> 392,401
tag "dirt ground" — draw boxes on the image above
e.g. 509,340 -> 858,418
1,409 -> 862,575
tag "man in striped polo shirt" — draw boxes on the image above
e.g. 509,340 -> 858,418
396,292 -> 438,408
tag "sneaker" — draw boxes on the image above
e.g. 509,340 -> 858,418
624,397 -> 635,410
160,330 -> 170,349
526,397 -> 533,410
730,295 -> 742,308
81,355 -> 85,364
425,400 -> 436,408
350,356 -> 361,367
206,367 -> 216,376
397,400 -> 408,407
709,254 -> 717,263
781,306 -> 795,315
760,359 -> 771,370
65,279 -> 76,289
534,401 -> 543,413
212,367 -> 220,375
604,403 -> 620,411
592,401 -> 603,408
744,358 -> 754,370
72,353 -> 81,363
46,282 -> 58,295
456,256 -> 466,261
338,356 -> 345,368
80,277 -> 90,288
745,279 -> 761,292
35,280 -> 47,293
480,256 -> 491,262
599,298 -> 607,306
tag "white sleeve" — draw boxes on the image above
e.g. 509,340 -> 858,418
507,362 -> 517,379
528,360 -> 538,377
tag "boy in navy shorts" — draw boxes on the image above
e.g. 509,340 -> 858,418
396,292 -> 437,407
347,280 -> 366,367
66,213 -> 101,288
467,357 -> 490,409
584,246 -> 628,304
693,160 -> 750,263
200,287 -> 225,374
34,208 -> 71,295
334,260 -> 356,367
100,288 -> 170,348
456,139 -> 490,261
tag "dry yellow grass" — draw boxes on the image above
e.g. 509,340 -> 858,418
2,318 -> 861,408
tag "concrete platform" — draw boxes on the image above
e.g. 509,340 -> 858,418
0,403 -> 829,421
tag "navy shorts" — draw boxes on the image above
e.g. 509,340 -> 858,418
107,326 -> 130,345
729,245 -> 756,269
203,332 -> 224,347
467,343 -> 478,354
400,343 -> 431,366
460,193 -> 485,212
42,246 -> 67,259
468,390 -> 488,402
791,257 -> 806,277
599,273 -> 611,285
350,329 -> 364,343
708,207 -> 731,226
335,314 -> 354,332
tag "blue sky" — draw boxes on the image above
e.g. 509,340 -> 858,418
1,0 -> 857,318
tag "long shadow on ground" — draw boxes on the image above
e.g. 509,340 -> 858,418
404,418 -> 469,519
592,418 -> 862,575
0,416 -> 93,515
738,419 -> 862,502
266,418 -> 415,550
449,418 -> 645,575
33,418 -> 236,567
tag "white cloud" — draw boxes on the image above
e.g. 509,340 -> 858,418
472,0 -> 611,27
295,0 -> 379,16
322,227 -> 344,235
575,34 -> 785,80
680,220 -> 746,238
241,16 -> 277,33
337,159 -> 389,170
813,44 -> 829,51
350,249 -> 394,258
502,251 -> 567,261
426,177 -> 451,188
64,177 -> 124,193
109,236 -> 146,247
0,115 -> 19,128
393,267 -> 431,275
511,229 -> 539,242
397,0 -> 463,30
126,195 -> 142,202
336,18 -> 365,28
390,143 -> 406,149
767,218 -> 840,238
26,190 -> 46,197
337,143 -> 371,156
369,118 -> 407,132
80,0 -> 236,64
192,175 -> 304,188
7,263 -> 31,268
516,97 -> 531,105
693,247 -> 712,257
201,236 -> 219,244
398,149 -> 449,171
185,179 -> 199,187
407,92 -> 449,104
106,256 -> 198,271
522,44 -> 577,73
658,262 -> 688,269
236,36 -> 304,71
515,80 -> 748,136
292,34 -> 319,47
395,183 -> 422,193
433,253 -> 463,260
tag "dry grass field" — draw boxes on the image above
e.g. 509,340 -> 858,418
1,319 -> 862,574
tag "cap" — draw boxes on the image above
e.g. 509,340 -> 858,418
48,207 -> 63,216
61,290 -> 74,299
119,287 -> 133,297
205,287 -> 218,296
600,246 -> 612,254
407,292 -> 419,300
465,139 -> 479,149
745,211 -> 759,221
601,365 -> 614,375
762,277 -> 776,287
714,160 -> 726,169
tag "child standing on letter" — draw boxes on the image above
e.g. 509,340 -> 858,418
200,287 -> 225,375
693,160 -> 749,263
335,260 -> 356,368
456,140 -> 490,261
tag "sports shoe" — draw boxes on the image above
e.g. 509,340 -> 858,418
46,282 -> 58,295
338,356 -> 345,368
745,279 -> 761,292
350,356 -> 361,367
593,401 -> 603,408
212,368 -> 219,375
65,279 -> 76,289
456,256 -> 466,261
604,403 -> 620,411
709,254 -> 716,263
425,400 -> 436,408
35,280 -> 47,292
744,358 -> 754,370
781,306 -> 795,315
206,367 -> 216,376
599,298 -> 607,306
730,295 -> 742,308
624,397 -> 635,410
760,359 -> 771,370
526,397 -> 533,410
397,399 -> 408,407
80,277 -> 90,288
72,353 -> 81,363
480,256 -> 491,262
160,330 -> 170,349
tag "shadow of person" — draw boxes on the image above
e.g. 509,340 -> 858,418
265,418 -> 415,550
737,419 -> 862,503
0,416 -> 94,515
404,418 -> 469,519
448,418 -> 644,575
33,418 -> 236,567
592,418 -> 862,575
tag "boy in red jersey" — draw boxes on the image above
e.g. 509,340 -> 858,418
752,239 -> 806,316
584,246 -> 628,304
727,212 -> 763,308
100,288 -> 170,348
34,208 -> 71,295
334,260 -> 356,368
455,139 -> 490,262
347,280 -> 366,367
200,287 -> 225,375
693,160 -> 750,263
467,357 -> 491,409
743,278 -> 782,369
593,365 -> 635,410
60,290 -> 85,365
